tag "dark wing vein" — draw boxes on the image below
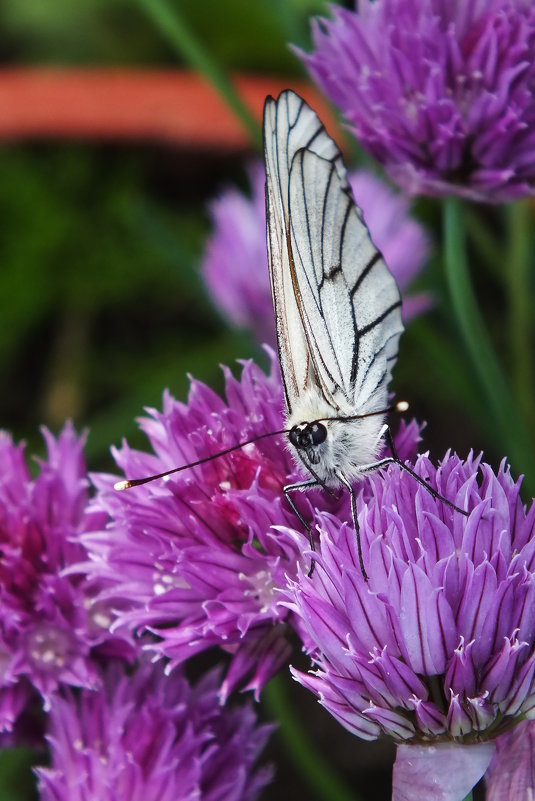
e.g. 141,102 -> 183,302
357,301 -> 402,339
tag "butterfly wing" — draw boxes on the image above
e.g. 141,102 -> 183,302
288,148 -> 403,415
263,90 -> 348,415
264,90 -> 403,417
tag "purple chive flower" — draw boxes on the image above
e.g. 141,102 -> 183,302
201,162 -> 431,346
82,354 -> 421,700
486,719 -> 535,800
284,453 -> 535,799
298,1 -> 535,202
0,425 -> 132,732
36,662 -> 273,801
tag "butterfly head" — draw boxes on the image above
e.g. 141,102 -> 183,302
289,421 -> 327,465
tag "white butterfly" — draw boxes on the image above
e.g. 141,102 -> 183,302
115,89 -> 465,579
263,90 -> 460,578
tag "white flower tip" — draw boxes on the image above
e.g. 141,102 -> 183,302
114,479 -> 131,491
396,400 -> 409,413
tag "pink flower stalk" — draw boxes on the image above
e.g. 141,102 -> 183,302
486,719 -> 535,800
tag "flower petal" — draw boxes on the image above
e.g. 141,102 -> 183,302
486,721 -> 535,801
393,742 -> 495,801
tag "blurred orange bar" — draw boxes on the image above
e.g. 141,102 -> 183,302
0,68 -> 341,150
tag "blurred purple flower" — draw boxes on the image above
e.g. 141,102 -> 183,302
0,425 -> 132,733
202,163 -> 275,345
284,452 -> 535,799
298,1 -> 535,202
0,681 -> 35,747
486,719 -> 535,800
36,662 -> 273,801
83,354 -> 421,700
201,162 -> 431,346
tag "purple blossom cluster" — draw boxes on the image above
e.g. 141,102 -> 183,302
0,424 -> 274,798
36,662 -> 273,801
0,425 -> 131,736
299,0 -> 535,201
82,351 -> 535,799
286,453 -> 535,743
85,355 -> 302,699
3,354 -> 535,799
202,163 -> 431,346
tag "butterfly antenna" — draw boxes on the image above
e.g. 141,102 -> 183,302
317,400 -> 409,425
114,427 -> 290,491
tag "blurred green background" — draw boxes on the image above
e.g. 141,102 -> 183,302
0,0 -> 324,466
0,2 -> 531,800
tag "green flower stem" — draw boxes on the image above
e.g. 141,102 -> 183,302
263,675 -> 360,801
465,208 -> 504,282
443,198 -> 535,494
506,200 -> 533,427
461,792 -> 473,801
135,0 -> 261,149
405,319 -> 490,439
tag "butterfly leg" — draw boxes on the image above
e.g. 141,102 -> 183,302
335,472 -> 369,582
351,426 -> 469,517
283,479 -> 321,575
381,426 -> 468,516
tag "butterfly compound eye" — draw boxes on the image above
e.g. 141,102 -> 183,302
309,422 -> 327,445
289,427 -> 302,448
